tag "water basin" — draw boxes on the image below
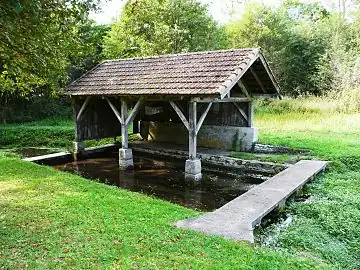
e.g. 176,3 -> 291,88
53,153 -> 264,211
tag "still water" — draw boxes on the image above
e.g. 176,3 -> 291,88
54,154 -> 263,211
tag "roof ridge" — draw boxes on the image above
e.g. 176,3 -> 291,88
102,48 -> 261,64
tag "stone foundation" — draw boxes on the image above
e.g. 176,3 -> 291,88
185,159 -> 202,181
119,148 -> 134,169
142,121 -> 258,152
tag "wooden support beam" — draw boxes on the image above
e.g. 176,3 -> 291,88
194,97 -> 251,103
188,100 -> 197,160
121,100 -> 128,149
250,67 -> 267,93
252,94 -> 279,99
125,98 -> 144,126
232,102 -> 248,122
196,102 -> 212,135
105,97 -> 123,124
247,102 -> 254,127
237,80 -> 251,98
76,96 -> 91,121
169,100 -> 190,131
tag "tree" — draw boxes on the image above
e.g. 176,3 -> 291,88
103,0 -> 227,59
0,0 -> 101,123
225,1 -> 331,96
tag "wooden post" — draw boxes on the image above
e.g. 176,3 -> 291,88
248,102 -> 254,128
188,100 -> 197,160
121,99 -> 128,149
72,97 -> 85,160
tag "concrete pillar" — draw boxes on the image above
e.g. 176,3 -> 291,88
185,100 -> 202,181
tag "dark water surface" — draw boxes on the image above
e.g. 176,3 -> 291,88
53,154 -> 261,211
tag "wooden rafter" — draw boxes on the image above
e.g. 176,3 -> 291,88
258,54 -> 281,97
250,67 -> 267,93
237,80 -> 251,98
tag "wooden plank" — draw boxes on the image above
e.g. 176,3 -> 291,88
188,100 -> 197,160
125,98 -> 144,126
105,97 -> 123,124
232,102 -> 248,122
237,80 -> 251,98
121,100 -> 128,149
76,96 -> 91,121
169,101 -> 190,131
194,97 -> 251,103
250,67 -> 267,93
196,102 -> 213,135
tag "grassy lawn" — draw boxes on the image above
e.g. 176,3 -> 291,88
254,110 -> 360,269
0,108 -> 359,269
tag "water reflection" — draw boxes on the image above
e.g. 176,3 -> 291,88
54,154 -> 261,211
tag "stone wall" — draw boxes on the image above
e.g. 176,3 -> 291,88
141,121 -> 258,152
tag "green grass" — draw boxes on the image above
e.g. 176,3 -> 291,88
253,110 -> 360,269
0,117 -> 135,151
0,104 -> 359,268
0,158 -> 325,269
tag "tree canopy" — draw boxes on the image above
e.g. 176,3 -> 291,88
0,0 -> 105,122
103,0 -> 227,59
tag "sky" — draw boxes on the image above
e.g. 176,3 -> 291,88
90,0 -> 335,25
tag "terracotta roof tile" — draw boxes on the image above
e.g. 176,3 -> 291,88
65,48 -> 264,96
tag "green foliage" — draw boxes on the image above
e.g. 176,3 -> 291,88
0,0 -> 104,123
225,1 -> 360,96
103,0 -> 227,58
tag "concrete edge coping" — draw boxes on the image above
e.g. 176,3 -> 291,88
22,144 -> 118,162
174,160 -> 328,244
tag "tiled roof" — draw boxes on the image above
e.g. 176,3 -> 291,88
65,48 -> 278,97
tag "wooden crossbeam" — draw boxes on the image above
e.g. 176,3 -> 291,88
237,80 -> 251,98
194,97 -> 251,103
232,102 -> 248,122
105,97 -> 123,124
252,94 -> 279,99
169,101 -> 190,131
76,96 -> 91,121
196,102 -> 212,135
250,67 -> 267,93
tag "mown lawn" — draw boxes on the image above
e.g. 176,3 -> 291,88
0,110 -> 359,269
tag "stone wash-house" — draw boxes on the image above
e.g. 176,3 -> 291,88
65,48 -> 281,180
